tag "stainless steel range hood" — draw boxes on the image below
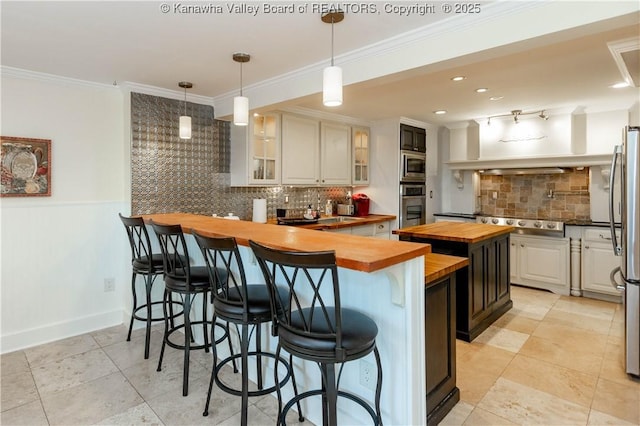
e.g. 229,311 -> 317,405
478,167 -> 568,176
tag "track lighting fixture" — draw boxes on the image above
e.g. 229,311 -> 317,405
486,109 -> 550,125
321,9 -> 344,107
233,52 -> 250,126
178,81 -> 192,139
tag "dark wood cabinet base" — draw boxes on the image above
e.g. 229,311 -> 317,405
427,387 -> 460,425
425,273 -> 458,424
456,299 -> 513,342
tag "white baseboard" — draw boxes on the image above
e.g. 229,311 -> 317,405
1,309 -> 124,354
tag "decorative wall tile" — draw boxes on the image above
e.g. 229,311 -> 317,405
479,168 -> 590,220
130,93 -> 352,220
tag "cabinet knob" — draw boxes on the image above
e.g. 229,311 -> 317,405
585,245 -> 589,249
520,244 -> 525,247
378,224 -> 384,229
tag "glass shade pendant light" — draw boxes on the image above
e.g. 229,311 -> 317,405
321,9 -> 344,107
233,53 -> 250,126
178,81 -> 192,139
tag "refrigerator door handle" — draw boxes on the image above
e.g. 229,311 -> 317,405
609,144 -> 622,256
610,266 -> 626,291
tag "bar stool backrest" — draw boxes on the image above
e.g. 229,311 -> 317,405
193,233 -> 248,320
249,240 -> 344,357
119,213 -> 155,272
151,222 -> 193,288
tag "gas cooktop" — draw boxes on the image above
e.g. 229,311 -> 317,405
476,216 -> 564,236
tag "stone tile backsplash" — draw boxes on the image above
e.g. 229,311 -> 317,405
479,168 -> 590,220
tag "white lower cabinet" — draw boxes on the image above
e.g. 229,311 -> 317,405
326,221 -> 391,239
581,228 -> 622,297
510,234 -> 570,295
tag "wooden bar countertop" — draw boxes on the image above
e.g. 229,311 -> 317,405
424,253 -> 469,284
143,213 -> 430,273
393,221 -> 514,244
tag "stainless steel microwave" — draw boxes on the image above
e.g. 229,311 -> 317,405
400,150 -> 426,182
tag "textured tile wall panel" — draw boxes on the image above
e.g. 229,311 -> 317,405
131,92 -> 353,220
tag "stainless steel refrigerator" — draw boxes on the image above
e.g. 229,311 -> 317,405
609,125 -> 640,378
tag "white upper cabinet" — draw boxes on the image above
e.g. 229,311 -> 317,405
250,113 -> 280,184
320,122 -> 351,185
230,112 -> 281,186
281,114 -> 320,185
352,126 -> 370,185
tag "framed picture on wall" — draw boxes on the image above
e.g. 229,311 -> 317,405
1,136 -> 51,197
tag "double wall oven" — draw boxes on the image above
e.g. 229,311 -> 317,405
399,124 -> 427,228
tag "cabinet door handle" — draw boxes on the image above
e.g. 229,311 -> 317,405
585,245 -> 590,249
520,244 -> 525,247
378,224 -> 384,229
598,234 -> 612,240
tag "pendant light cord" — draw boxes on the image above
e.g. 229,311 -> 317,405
183,86 -> 187,115
330,17 -> 335,66
240,62 -> 243,96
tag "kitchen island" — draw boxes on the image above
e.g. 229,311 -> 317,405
143,213 -> 432,425
423,253 -> 468,424
395,221 -> 514,342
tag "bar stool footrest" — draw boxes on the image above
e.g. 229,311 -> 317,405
165,320 -> 213,352
214,351 -> 292,398
132,300 -> 183,322
280,388 -> 380,426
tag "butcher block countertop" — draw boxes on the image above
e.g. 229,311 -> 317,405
424,253 -> 469,284
143,213 -> 430,273
394,221 -> 514,244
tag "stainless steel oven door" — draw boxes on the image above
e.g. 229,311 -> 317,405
401,150 -> 426,183
400,194 -> 426,228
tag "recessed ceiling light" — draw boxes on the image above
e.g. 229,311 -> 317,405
475,88 -> 488,93
610,82 -> 630,89
489,96 -> 503,101
433,110 -> 447,115
451,76 -> 466,81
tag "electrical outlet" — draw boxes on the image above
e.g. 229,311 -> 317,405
359,360 -> 376,390
104,278 -> 115,292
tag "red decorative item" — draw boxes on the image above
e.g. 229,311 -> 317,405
352,193 -> 370,217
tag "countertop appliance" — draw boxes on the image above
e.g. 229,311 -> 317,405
400,184 -> 426,228
609,125 -> 640,378
352,193 -> 370,217
337,204 -> 354,216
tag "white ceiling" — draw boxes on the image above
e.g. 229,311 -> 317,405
2,1 -> 639,126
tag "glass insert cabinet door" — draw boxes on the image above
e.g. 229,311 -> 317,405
352,126 -> 370,185
251,113 -> 280,184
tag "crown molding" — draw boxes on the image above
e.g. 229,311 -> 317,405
1,66 -> 115,90
119,81 -> 215,106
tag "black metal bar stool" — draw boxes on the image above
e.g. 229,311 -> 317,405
194,232 -> 303,426
119,213 -> 182,359
250,240 -> 383,426
151,222 -> 232,397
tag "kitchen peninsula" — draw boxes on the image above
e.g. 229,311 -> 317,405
143,213 -> 438,425
395,221 -> 514,342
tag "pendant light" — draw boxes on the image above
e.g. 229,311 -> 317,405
233,53 -> 250,126
321,9 -> 344,107
178,81 -> 192,139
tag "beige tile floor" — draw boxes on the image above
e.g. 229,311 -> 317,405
442,285 -> 640,426
1,285 -> 639,425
